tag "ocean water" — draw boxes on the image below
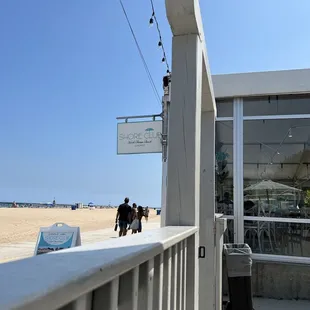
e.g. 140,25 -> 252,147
0,202 -> 69,208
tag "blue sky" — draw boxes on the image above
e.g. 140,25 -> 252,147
0,0 -> 310,206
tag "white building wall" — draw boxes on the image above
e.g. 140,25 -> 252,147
213,68 -> 310,98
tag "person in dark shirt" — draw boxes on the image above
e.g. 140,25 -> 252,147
116,197 -> 132,237
137,206 -> 144,233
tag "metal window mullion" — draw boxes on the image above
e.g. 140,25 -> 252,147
243,113 -> 310,121
233,97 -> 244,243
216,117 -> 234,121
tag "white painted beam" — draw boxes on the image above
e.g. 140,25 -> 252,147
164,33 -> 201,309
215,217 -> 227,310
200,111 -> 216,310
165,34 -> 202,227
165,0 -> 216,112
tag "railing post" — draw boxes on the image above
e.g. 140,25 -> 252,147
147,258 -> 155,310
163,247 -> 172,310
178,242 -> 184,310
110,278 -> 119,310
153,253 -> 164,310
132,267 -> 139,310
72,293 -> 92,310
183,238 -> 188,310
172,244 -> 178,309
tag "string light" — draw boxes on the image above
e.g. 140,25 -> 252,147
119,0 -> 161,106
288,128 -> 293,138
149,12 -> 155,25
149,0 -> 170,73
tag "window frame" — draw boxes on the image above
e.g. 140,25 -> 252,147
217,97 -> 310,262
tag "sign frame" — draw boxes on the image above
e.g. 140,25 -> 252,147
117,120 -> 163,155
34,222 -> 81,256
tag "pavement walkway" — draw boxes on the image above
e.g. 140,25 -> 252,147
0,221 -> 160,263
253,297 -> 310,309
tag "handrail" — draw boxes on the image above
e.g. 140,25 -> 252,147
0,226 -> 197,310
252,253 -> 310,265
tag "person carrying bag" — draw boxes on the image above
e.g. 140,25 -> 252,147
130,204 -> 139,234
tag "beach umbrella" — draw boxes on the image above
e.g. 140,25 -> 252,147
244,180 -> 301,192
244,180 -> 301,205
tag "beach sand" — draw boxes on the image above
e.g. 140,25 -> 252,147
0,208 -> 159,244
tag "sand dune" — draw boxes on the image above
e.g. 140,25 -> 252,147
0,208 -> 159,244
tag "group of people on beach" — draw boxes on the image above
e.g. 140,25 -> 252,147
115,198 -> 149,237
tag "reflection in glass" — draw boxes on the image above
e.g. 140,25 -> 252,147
244,180 -> 301,217
244,220 -> 310,257
243,94 -> 310,116
224,219 -> 234,244
243,118 -> 310,256
215,121 -> 233,215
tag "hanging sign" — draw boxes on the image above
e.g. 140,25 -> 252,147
34,223 -> 81,256
117,121 -> 162,154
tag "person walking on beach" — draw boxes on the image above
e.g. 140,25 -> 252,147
137,206 -> 144,233
130,203 -> 139,234
144,206 -> 149,222
116,198 -> 131,237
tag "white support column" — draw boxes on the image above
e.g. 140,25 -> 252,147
200,111 -> 216,310
161,161 -> 168,227
215,216 -> 227,310
233,98 -> 244,243
165,34 -> 202,227
165,34 -> 202,309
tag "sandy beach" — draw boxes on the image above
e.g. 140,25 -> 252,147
0,208 -> 159,244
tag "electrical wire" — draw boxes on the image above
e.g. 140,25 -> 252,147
119,0 -> 162,106
149,0 -> 170,73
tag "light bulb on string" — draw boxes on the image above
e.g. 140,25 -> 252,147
288,128 -> 293,138
158,41 -> 162,47
149,12 -> 155,26
162,57 -> 165,62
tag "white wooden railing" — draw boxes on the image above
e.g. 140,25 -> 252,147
0,226 -> 198,310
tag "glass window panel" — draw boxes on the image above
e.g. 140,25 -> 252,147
215,121 -> 233,215
216,99 -> 233,117
243,118 -> 310,215
242,118 -> 310,256
243,94 -> 310,116
224,219 -> 234,243
244,219 -> 310,257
